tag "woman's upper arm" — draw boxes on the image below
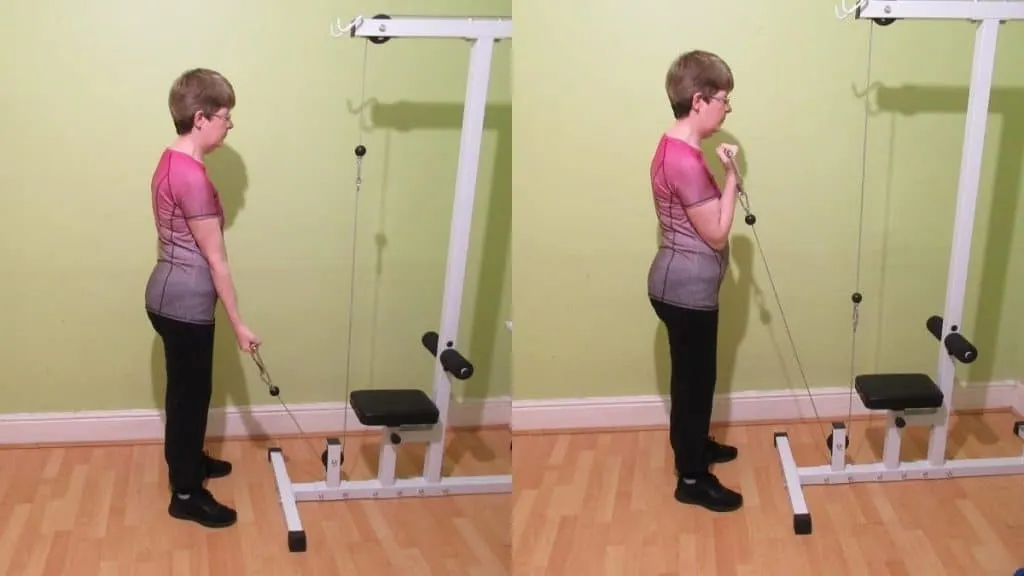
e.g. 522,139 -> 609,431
683,200 -> 726,250
187,217 -> 227,268
666,153 -> 725,249
175,171 -> 226,267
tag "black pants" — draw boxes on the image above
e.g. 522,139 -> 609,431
650,298 -> 719,477
148,311 -> 215,493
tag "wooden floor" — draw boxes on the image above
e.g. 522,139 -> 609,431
0,428 -> 511,576
514,411 -> 1024,576
3,413 -> 1023,575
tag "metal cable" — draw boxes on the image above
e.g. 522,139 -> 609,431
727,23 -> 878,461
729,163 -> 829,459
248,40 -> 373,467
847,23 -> 878,462
337,39 -> 371,463
251,345 -> 323,462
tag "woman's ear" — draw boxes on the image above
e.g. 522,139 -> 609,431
690,92 -> 705,114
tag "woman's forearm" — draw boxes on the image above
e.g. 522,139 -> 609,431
210,263 -> 243,328
718,172 -> 739,235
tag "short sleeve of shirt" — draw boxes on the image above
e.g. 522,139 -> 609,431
170,161 -> 219,220
664,145 -> 719,208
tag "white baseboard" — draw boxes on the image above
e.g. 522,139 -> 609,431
0,396 -> 511,447
510,380 -> 1024,432
3,381 -> 1020,446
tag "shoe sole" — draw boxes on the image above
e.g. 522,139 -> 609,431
169,507 -> 237,528
674,493 -> 743,513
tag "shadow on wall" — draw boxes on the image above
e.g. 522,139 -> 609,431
871,84 -> 1024,383
360,100 -> 512,407
349,100 -> 511,467
149,144 -> 269,453
652,129 -> 776,423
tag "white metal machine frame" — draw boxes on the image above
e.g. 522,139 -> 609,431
775,0 -> 1024,535
267,14 -> 512,553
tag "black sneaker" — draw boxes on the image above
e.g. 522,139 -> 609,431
168,488 -> 238,528
674,473 -> 743,512
202,452 -> 232,479
705,436 -> 738,464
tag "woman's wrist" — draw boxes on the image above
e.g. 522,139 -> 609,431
724,171 -> 739,191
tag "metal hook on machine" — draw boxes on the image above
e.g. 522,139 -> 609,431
330,15 -> 364,37
835,0 -> 867,20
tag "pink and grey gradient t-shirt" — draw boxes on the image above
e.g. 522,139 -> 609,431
144,148 -> 225,324
647,134 -> 729,310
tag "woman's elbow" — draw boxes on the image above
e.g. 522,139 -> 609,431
701,233 -> 727,251
203,252 -> 229,274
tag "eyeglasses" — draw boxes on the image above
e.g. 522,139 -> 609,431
210,112 -> 233,124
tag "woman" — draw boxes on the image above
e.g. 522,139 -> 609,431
647,50 -> 743,512
144,68 -> 260,528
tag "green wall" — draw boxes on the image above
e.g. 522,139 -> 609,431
0,1 -> 512,413
512,1 -> 1024,400
3,0 -> 1023,417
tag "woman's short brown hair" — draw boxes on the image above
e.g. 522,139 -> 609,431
665,50 -> 733,119
168,68 -> 236,135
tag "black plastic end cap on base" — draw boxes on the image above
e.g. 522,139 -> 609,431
288,530 -> 307,553
1013,421 -> 1023,437
268,446 -> 282,462
773,431 -> 787,447
794,513 -> 812,535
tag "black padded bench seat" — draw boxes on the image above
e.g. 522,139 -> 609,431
350,389 -> 440,427
854,373 -> 944,411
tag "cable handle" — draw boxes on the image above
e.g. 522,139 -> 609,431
725,149 -> 743,192
250,343 -> 280,397
723,149 -> 756,225
246,343 -> 327,466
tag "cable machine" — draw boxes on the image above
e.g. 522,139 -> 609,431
260,13 -> 512,553
772,0 -> 1024,535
